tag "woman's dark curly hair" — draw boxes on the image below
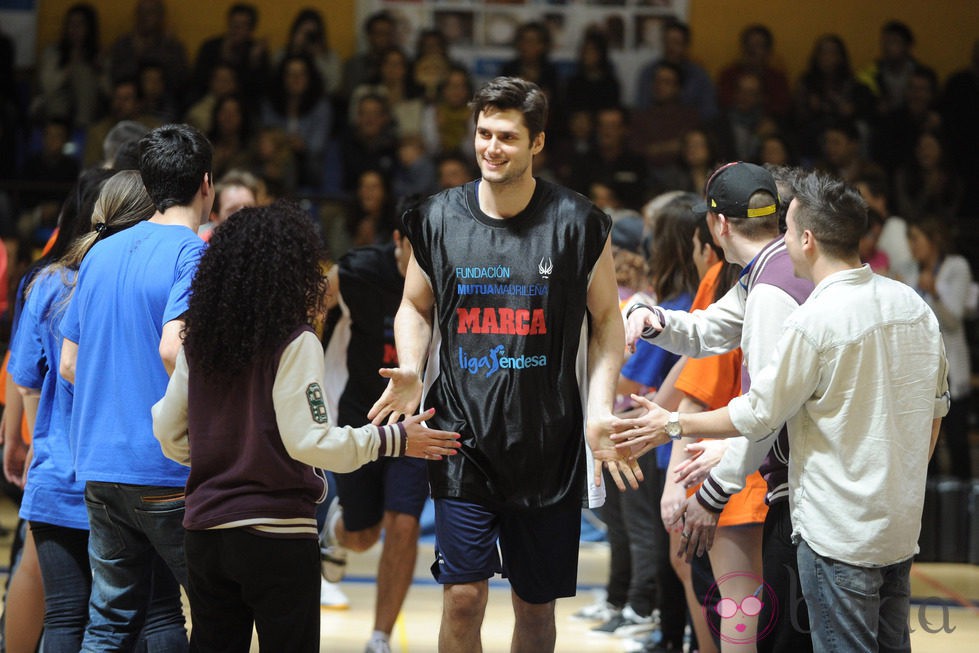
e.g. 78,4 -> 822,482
183,200 -> 326,379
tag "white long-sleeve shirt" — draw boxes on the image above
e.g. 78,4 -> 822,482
643,237 -> 810,509
729,266 -> 949,566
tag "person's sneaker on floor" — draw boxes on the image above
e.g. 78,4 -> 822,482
319,578 -> 349,609
364,632 -> 392,653
612,604 -> 655,638
623,624 -> 666,652
570,591 -> 615,622
319,497 -> 347,582
590,607 -> 626,635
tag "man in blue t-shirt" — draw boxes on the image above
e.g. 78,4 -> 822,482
60,124 -> 212,651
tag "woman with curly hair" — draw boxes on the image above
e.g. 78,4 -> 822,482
9,169 -> 154,653
152,201 -> 459,652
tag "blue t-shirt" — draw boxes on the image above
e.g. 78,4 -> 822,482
61,221 -> 204,486
8,268 -> 88,530
621,292 -> 693,469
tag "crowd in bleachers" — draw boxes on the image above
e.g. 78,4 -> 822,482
0,3 -> 978,277
1,4 -> 978,652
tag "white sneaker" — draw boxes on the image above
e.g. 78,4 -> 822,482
319,497 -> 348,582
364,636 -> 392,653
612,605 -> 655,638
319,578 -> 349,609
570,591 -> 615,622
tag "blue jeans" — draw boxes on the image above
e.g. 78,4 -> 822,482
30,522 -> 91,653
81,482 -> 189,653
797,540 -> 912,653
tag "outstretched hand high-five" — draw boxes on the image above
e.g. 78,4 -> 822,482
368,367 -> 424,426
610,393 -> 672,458
587,414 -> 644,492
399,408 -> 462,460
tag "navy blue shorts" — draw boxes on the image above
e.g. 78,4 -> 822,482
332,457 -> 429,531
431,496 -> 581,604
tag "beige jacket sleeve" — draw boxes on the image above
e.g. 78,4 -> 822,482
273,330 -> 404,472
151,333 -> 405,472
152,347 -> 192,466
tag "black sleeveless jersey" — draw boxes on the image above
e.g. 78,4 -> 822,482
403,179 -> 611,510
323,243 -> 403,426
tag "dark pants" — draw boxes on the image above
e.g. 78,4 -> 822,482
184,529 -> 321,653
619,455 -> 663,617
930,396 -> 972,479
654,473 -> 686,649
757,500 -> 813,653
30,522 -> 91,653
596,467 -> 631,608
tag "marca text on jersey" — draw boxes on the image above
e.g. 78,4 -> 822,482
456,307 -> 547,335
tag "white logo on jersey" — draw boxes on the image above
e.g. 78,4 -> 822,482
538,257 -> 553,279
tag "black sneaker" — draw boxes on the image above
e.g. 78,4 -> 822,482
590,610 -> 627,635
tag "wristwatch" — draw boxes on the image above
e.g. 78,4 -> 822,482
665,412 -> 682,440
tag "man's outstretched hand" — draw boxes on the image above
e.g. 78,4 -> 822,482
587,414 -> 643,491
368,368 -> 423,426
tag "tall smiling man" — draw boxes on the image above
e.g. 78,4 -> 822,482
369,77 -> 641,652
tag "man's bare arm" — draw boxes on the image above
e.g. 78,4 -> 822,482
368,252 -> 435,425
586,237 -> 642,490
60,338 -> 78,384
159,319 -> 185,376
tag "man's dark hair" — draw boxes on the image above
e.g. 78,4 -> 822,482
662,19 -> 691,43
766,164 -> 804,233
741,24 -> 773,50
882,20 -> 914,47
112,140 -> 142,171
791,172 -> 868,260
854,168 -> 889,200
365,10 -> 394,34
470,76 -> 548,142
139,124 -> 213,213
515,21 -> 552,51
823,117 -> 861,142
228,3 -> 258,28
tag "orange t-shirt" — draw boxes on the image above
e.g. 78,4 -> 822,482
674,262 -> 767,527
